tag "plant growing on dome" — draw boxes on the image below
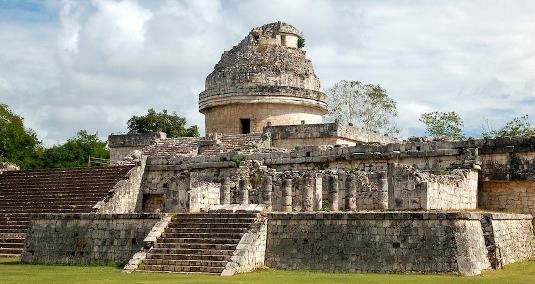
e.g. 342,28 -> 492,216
297,36 -> 305,48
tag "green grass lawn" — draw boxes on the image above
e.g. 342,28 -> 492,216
1,258 -> 535,284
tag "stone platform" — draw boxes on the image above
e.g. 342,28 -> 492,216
265,211 -> 535,276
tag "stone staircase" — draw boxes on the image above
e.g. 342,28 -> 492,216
137,212 -> 261,274
0,166 -> 133,257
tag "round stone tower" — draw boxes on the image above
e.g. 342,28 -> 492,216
199,21 -> 328,135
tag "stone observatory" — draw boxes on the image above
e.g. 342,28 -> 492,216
199,21 -> 328,135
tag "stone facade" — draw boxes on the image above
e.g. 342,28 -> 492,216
92,162 -> 145,213
265,212 -> 535,276
21,214 -> 160,265
109,132 -> 166,163
265,123 -> 396,148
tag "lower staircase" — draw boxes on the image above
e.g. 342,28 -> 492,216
137,212 -> 261,274
0,165 -> 134,258
0,213 -> 28,257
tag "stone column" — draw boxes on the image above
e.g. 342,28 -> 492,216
345,174 -> 357,211
262,175 -> 273,211
220,177 -> 231,205
282,179 -> 293,212
313,173 -> 323,211
329,174 -> 339,211
338,171 -> 346,210
239,177 -> 250,205
302,174 -> 314,212
377,172 -> 389,210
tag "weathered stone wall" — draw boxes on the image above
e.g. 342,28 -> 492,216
483,213 -> 535,266
93,163 -> 145,213
389,165 -> 478,210
265,123 -> 396,148
108,132 -> 166,163
479,180 -> 535,222
265,212 -> 491,275
222,218 -> 268,275
21,214 -> 160,265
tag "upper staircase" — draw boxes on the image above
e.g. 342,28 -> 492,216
137,212 -> 261,274
0,166 -> 133,257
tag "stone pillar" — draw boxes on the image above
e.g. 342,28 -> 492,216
262,175 -> 273,211
313,173 -> 323,211
328,174 -> 339,211
282,179 -> 293,212
220,177 -> 231,205
302,174 -> 314,212
377,172 -> 389,209
239,177 -> 250,205
345,174 -> 357,211
338,171 -> 346,210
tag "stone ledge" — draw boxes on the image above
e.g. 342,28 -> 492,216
267,211 -> 488,220
29,213 -> 162,220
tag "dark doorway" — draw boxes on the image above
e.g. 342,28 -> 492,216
281,35 -> 287,46
240,118 -> 251,134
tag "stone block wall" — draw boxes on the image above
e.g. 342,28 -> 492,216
264,123 -> 396,148
21,214 -> 160,265
479,181 -> 535,220
93,163 -> 145,213
388,164 -> 478,210
108,132 -> 166,163
265,212 -> 491,275
222,218 -> 268,275
483,213 -> 535,266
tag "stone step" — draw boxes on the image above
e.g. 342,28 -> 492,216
167,223 -> 252,229
174,213 -> 260,219
141,259 -> 228,268
0,229 -> 27,234
153,243 -> 238,250
171,218 -> 257,224
0,242 -> 24,248
137,264 -> 224,274
0,238 -> 25,244
162,227 -> 249,234
146,253 -> 230,261
0,253 -> 20,258
158,238 -> 240,245
0,247 -> 23,254
147,248 -> 235,256
160,232 -> 244,239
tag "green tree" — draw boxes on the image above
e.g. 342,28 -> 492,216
326,80 -> 399,135
482,115 -> 535,138
0,104 -> 43,169
127,109 -> 199,138
40,130 -> 109,168
419,111 -> 464,140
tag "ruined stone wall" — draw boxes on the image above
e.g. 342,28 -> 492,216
21,214 -> 160,265
93,163 -> 144,213
0,162 -> 19,174
265,212 -> 491,276
108,132 -> 166,163
222,218 -> 268,275
485,213 -> 535,266
389,165 -> 478,210
265,123 -> 396,148
479,181 -> 535,217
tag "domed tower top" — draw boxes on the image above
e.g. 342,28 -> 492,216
199,21 -> 328,135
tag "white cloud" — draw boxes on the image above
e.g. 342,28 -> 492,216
0,0 -> 534,146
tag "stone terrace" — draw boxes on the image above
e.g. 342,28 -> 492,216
0,165 -> 133,257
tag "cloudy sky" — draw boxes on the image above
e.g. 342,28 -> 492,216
1,0 -> 534,145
